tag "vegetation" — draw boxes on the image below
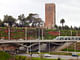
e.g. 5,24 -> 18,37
26,52 -> 72,56
0,13 -> 80,40
0,51 -> 11,60
15,55 -> 63,60
40,52 -> 72,56
15,55 -> 27,60
60,19 -> 65,28
50,52 -> 72,55
0,27 -> 80,40
31,57 -> 60,60
62,48 -> 80,52
26,14 -> 43,27
3,15 -> 16,27
0,27 -> 39,40
0,13 -> 43,27
62,42 -> 80,52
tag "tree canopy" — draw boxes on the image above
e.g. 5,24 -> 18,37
26,13 -> 43,27
60,19 -> 65,27
3,15 -> 16,27
0,13 -> 43,27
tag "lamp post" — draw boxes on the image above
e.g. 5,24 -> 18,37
8,27 -> 10,40
49,42 -> 50,54
25,27 -> 27,40
70,28 -> 72,36
38,28 -> 40,53
42,24 -> 44,40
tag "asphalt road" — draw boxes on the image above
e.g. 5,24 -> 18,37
18,54 -> 80,60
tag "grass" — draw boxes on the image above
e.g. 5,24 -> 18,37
49,52 -> 72,55
15,55 -> 27,60
32,57 -> 60,60
0,51 -> 11,60
32,57 -> 53,60
15,55 -> 64,60
27,51 -> 72,56
62,42 -> 80,52
63,48 -> 80,52
62,48 -> 80,52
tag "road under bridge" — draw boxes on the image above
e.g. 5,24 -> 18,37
0,40 -> 78,54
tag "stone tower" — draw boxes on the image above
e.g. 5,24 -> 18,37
45,3 -> 56,29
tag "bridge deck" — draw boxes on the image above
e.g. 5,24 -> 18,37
0,40 -> 78,43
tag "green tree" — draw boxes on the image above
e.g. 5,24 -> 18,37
70,26 -> 73,30
0,19 -> 3,27
26,13 -> 43,27
58,26 -> 62,30
60,19 -> 65,28
64,25 -> 70,30
54,24 -> 58,29
74,26 -> 78,30
18,14 -> 26,27
3,15 -> 16,27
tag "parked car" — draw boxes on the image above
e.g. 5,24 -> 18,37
72,54 -> 78,57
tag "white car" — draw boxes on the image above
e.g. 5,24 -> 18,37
19,39 -> 24,40
44,54 -> 52,57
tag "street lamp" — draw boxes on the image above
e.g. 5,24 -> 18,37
42,27 -> 44,40
8,27 -> 10,40
49,42 -> 50,54
25,27 -> 27,40
38,28 -> 40,53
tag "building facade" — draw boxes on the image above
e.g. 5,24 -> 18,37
45,3 -> 56,29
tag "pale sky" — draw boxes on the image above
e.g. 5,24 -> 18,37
0,0 -> 80,27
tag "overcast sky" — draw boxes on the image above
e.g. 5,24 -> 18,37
0,0 -> 80,27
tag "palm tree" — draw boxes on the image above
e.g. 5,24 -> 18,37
60,19 -> 65,28
18,14 -> 26,27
